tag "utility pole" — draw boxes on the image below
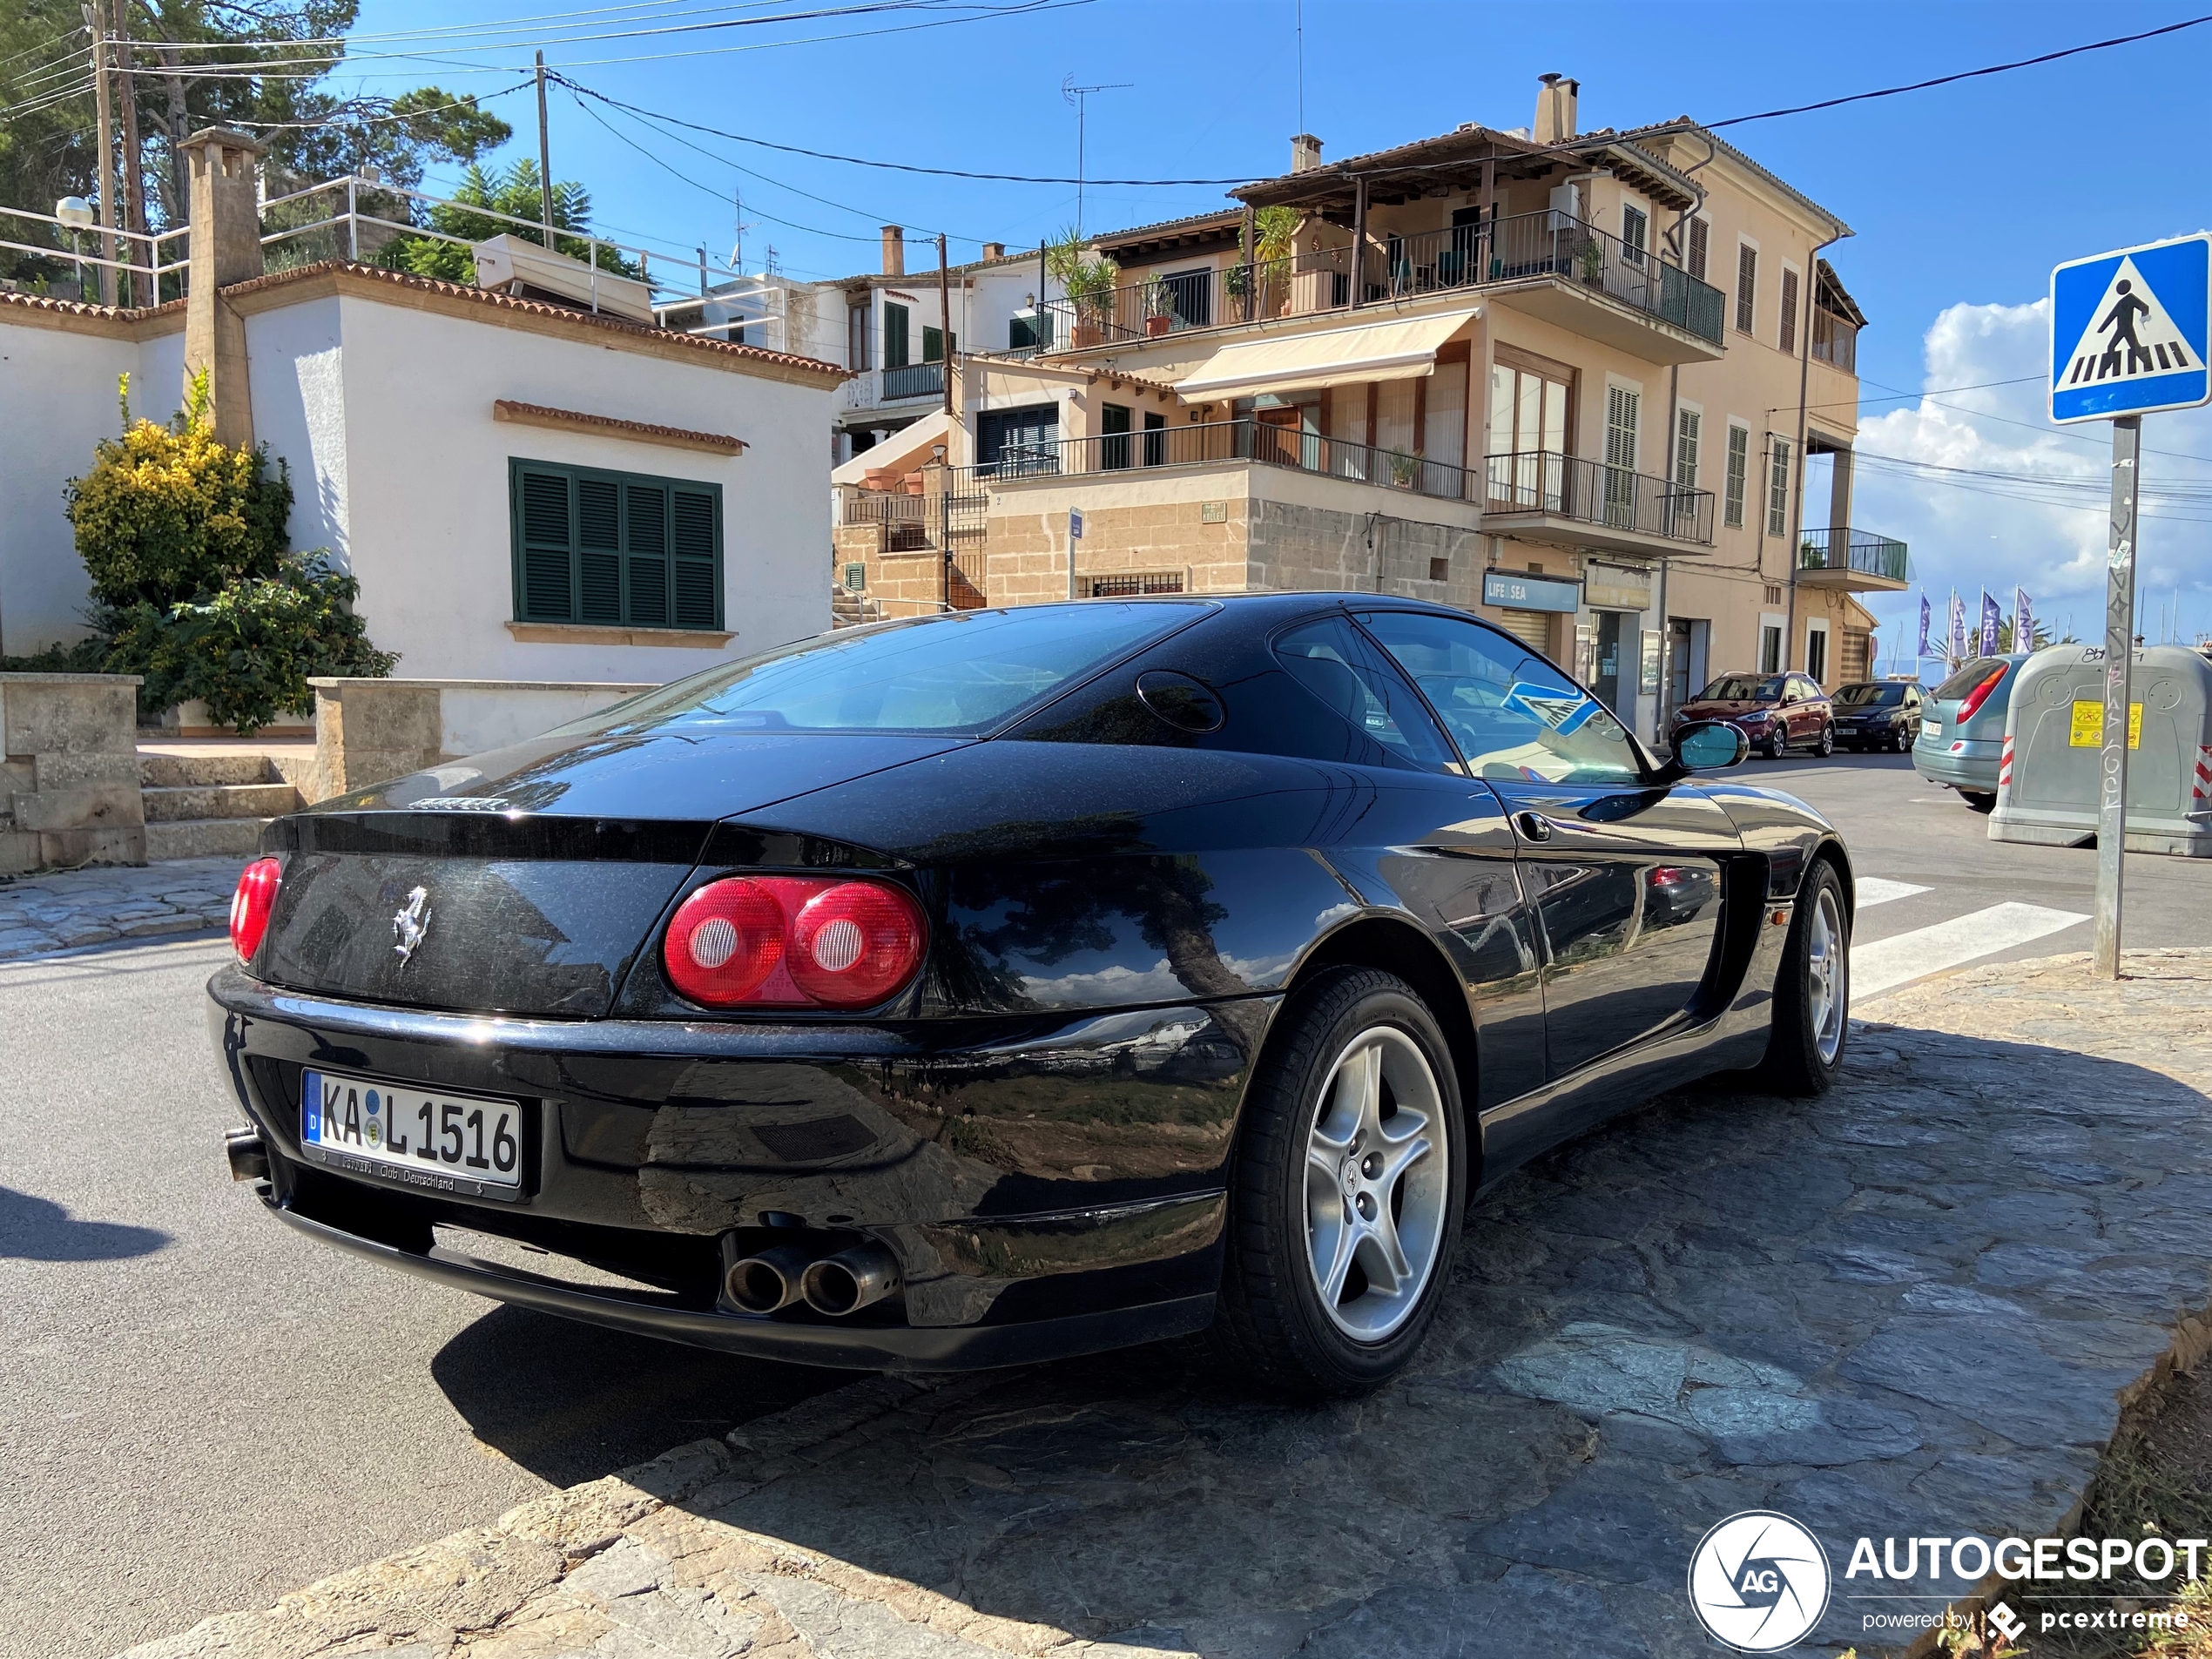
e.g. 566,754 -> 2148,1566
937,232 -> 954,421
111,0 -> 146,302
83,3 -> 117,305
535,51 -> 555,247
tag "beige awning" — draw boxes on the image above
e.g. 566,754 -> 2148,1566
1175,307 -> 1479,402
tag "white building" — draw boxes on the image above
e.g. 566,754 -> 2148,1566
0,130 -> 846,685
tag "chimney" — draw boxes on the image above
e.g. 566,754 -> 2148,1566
1534,73 -> 1579,145
982,241 -> 1005,261
1291,133 -> 1323,173
880,225 -> 904,277
182,126 -> 265,450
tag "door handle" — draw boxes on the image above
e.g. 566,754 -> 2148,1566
1513,810 -> 1555,843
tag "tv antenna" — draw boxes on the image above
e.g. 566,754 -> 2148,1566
1062,75 -> 1131,237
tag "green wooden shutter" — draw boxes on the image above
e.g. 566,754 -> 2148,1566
624,481 -> 670,627
884,302 -> 909,368
577,475 -> 622,623
671,488 -> 721,629
514,463 -> 577,621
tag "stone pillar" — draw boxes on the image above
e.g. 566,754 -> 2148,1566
308,678 -> 444,801
183,127 -> 265,452
0,674 -> 147,873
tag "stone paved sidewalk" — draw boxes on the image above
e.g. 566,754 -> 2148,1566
0,857 -> 246,961
120,951 -> 2212,1659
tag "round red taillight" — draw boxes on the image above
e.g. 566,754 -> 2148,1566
664,878 -> 786,1006
787,881 -> 928,1007
230,857 -> 282,964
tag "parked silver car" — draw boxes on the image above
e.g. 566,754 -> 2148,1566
1912,654 -> 2032,811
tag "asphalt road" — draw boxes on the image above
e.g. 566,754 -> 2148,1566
3,752 -> 2205,1658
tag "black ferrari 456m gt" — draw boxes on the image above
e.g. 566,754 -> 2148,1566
211,594 -> 1853,1395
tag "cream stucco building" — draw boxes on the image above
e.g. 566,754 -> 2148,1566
836,76 -> 1903,745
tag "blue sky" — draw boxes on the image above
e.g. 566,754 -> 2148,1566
348,0 -> 2212,654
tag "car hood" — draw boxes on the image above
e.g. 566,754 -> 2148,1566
1679,698 -> 1770,720
253,731 -> 967,1017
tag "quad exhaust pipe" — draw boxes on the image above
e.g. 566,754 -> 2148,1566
723,1240 -> 901,1317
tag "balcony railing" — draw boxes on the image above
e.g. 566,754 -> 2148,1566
1810,307 -> 1858,374
1484,450 -> 1715,546
1034,209 -> 1726,352
880,360 -> 947,401
976,417 -> 1473,502
1798,526 -> 1908,583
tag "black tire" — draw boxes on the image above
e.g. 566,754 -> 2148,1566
1757,860 -> 1850,1097
1766,725 -> 1788,759
1213,967 -> 1467,1397
1960,790 -> 1997,814
1815,722 -> 1835,759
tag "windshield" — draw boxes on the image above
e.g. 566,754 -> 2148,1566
1933,658 -> 2010,700
558,604 -> 1208,737
1833,684 -> 1905,707
1701,675 -> 1782,702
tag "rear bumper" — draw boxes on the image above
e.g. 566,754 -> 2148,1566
1912,740 -> 2000,790
266,1198 -> 1215,1369
209,965 -> 1252,1366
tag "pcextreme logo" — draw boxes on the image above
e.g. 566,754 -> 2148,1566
1686,1511 -> 1832,1652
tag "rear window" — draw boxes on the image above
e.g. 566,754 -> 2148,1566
1933,658 -> 2009,700
562,604 -> 1209,737
1833,684 -> 1904,707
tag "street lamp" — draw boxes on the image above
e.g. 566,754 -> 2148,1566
55,196 -> 94,300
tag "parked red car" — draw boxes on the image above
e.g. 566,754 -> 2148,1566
1671,671 -> 1835,759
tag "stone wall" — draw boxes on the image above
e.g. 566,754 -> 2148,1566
307,678 -> 658,800
0,673 -> 147,873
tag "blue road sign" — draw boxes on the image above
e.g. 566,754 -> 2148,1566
2050,234 -> 2211,424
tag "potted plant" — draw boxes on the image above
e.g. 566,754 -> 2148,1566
1143,275 -> 1176,337
1578,236 -> 1606,287
1390,450 -> 1421,489
1252,206 -> 1301,317
1045,228 -> 1120,347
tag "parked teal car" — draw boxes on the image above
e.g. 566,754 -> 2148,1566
1912,653 -> 2033,811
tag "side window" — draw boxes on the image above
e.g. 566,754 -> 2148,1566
1271,617 -> 1454,770
1353,610 -> 1642,786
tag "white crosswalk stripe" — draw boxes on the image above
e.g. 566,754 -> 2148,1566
1851,901 -> 2090,999
1854,877 -> 1932,909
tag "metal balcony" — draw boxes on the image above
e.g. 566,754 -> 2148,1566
1798,527 -> 1909,590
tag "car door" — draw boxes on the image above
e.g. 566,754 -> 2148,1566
1268,614 -> 1550,1110
1352,610 -> 1742,1083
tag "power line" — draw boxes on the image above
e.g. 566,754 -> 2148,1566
1858,374 -> 2212,466
228,78 -> 537,133
1703,13 -> 2212,133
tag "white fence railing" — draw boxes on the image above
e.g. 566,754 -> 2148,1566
1,175 -> 780,336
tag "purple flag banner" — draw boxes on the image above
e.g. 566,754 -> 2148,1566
1979,590 -> 2002,657
1919,595 -> 1932,658
2015,587 -> 2033,651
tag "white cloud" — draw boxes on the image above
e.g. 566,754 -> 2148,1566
1848,297 -> 2212,655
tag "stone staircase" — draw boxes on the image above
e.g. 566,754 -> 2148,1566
139,751 -> 305,860
831,586 -> 882,629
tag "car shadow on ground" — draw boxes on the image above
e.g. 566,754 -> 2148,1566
435,1022 -> 2212,1658
429,1305 -> 849,1489
0,1184 -> 168,1261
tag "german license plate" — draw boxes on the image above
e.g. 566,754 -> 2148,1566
301,1069 -> 524,1197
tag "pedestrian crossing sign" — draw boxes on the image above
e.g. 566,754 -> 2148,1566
2049,234 -> 2211,424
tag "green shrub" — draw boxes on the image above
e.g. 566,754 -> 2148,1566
102,552 -> 399,736
61,372 -> 397,732
64,374 -> 292,610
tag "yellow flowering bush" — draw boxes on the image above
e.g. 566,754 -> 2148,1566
61,373 -> 396,732
65,374 -> 291,609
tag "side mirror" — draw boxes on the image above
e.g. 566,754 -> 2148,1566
1656,719 -> 1749,782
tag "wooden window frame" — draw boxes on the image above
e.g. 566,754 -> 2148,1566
1735,241 -> 1758,336
1686,216 -> 1710,282
1723,421 -> 1750,529
509,457 -> 725,633
1778,265 -> 1801,355
1766,435 -> 1793,537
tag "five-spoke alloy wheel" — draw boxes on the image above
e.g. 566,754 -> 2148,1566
1215,968 -> 1467,1395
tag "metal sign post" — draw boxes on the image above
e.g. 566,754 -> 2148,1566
2094,418 -> 2139,976
2049,233 -> 2210,980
